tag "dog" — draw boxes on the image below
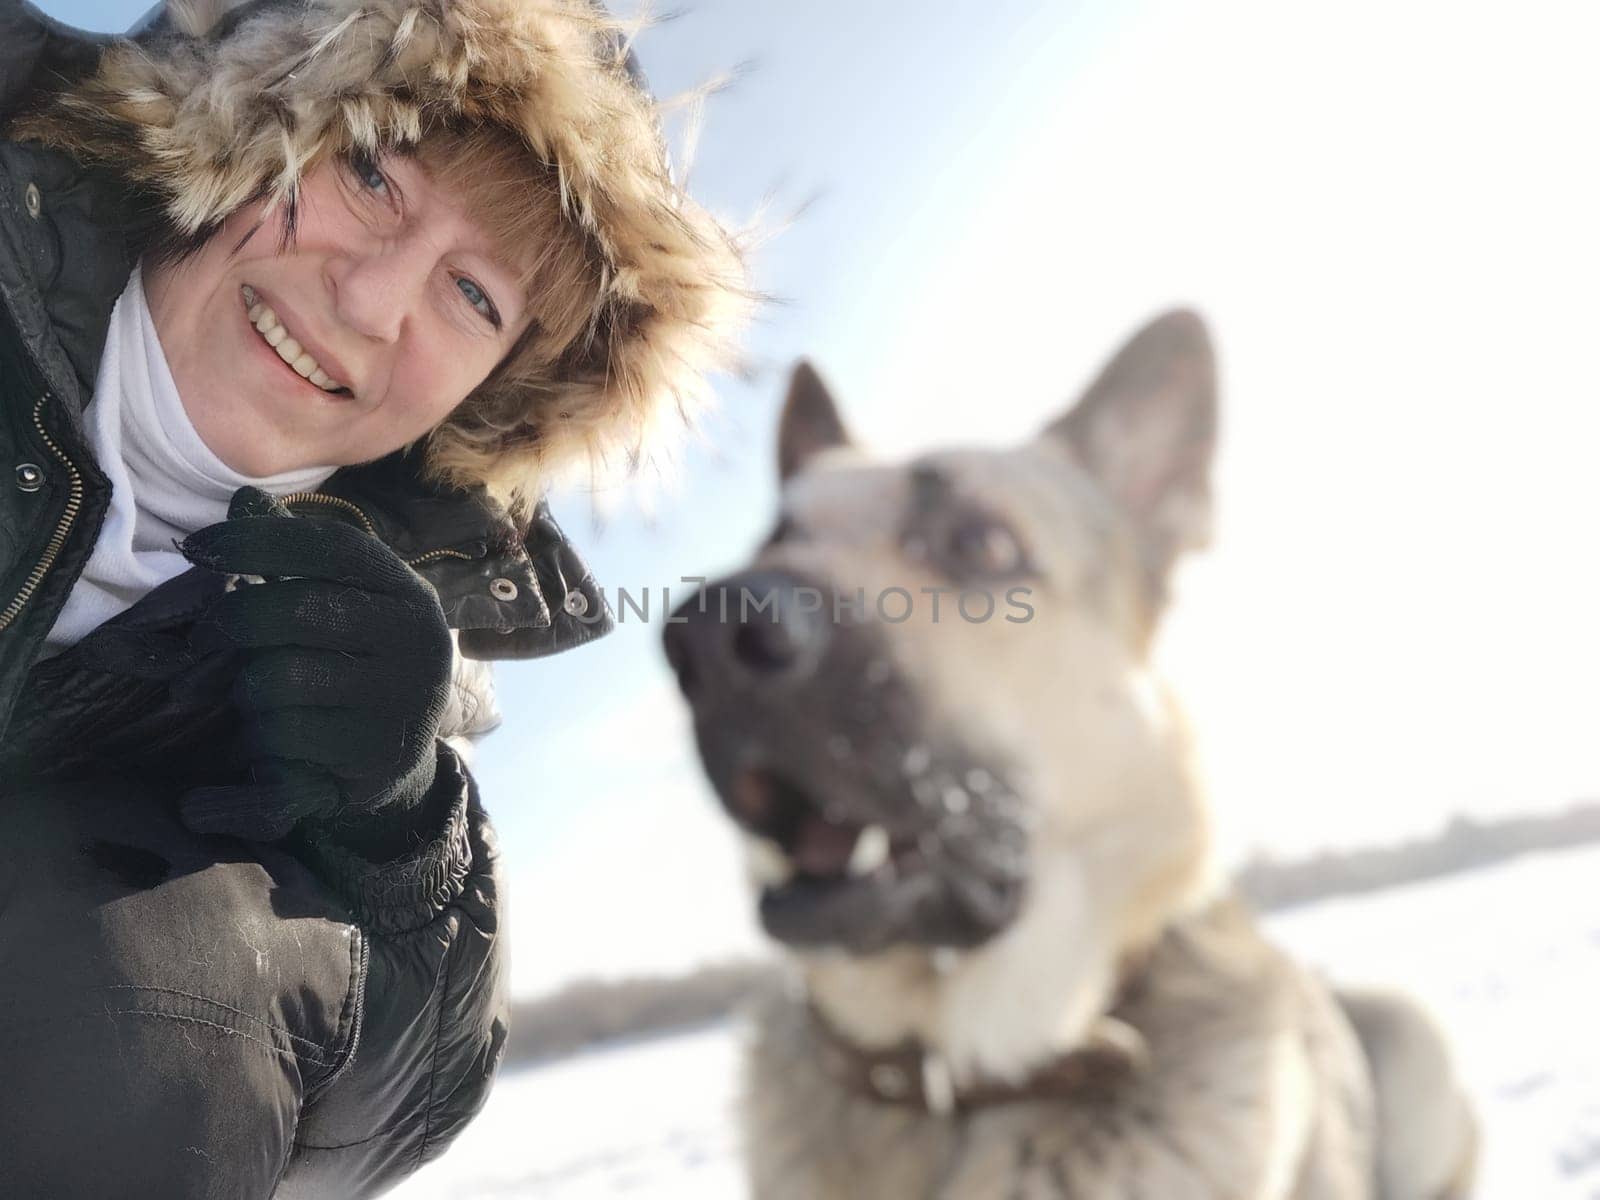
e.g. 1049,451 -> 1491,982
664,311 -> 1477,1199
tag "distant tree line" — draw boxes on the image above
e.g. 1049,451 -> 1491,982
504,800 -> 1600,1067
1233,801 -> 1600,911
504,960 -> 780,1066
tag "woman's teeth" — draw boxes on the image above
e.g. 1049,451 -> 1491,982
239,286 -> 347,394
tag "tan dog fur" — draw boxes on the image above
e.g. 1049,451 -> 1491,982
688,312 -> 1476,1199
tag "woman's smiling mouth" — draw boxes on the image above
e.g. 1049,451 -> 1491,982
239,284 -> 352,396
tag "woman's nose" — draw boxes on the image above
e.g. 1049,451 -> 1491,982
329,241 -> 432,343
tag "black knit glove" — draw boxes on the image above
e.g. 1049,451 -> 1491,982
174,488 -> 454,842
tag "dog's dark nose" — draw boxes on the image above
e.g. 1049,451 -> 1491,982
664,569 -> 828,699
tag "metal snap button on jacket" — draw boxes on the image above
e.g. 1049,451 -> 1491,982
563,589 -> 589,616
23,182 -> 41,219
488,577 -> 518,601
15,462 -> 43,492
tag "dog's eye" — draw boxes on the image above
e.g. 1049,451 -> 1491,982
939,514 -> 1028,579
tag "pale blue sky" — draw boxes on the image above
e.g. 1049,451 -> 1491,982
33,0 -> 1600,994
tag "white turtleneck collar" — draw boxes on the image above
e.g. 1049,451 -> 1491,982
44,265 -> 337,651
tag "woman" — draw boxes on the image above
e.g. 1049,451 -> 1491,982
0,0 -> 744,1194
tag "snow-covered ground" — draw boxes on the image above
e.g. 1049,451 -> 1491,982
391,843 -> 1600,1199
389,1024 -> 746,1199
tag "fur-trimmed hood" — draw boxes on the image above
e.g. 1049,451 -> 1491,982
9,0 -> 748,505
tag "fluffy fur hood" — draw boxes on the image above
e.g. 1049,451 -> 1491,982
10,0 -> 748,506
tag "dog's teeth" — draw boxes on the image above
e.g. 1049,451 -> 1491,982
847,824 -> 890,877
921,1052 -> 956,1116
745,836 -> 794,888
1087,1016 -> 1151,1072
1129,671 -> 1168,729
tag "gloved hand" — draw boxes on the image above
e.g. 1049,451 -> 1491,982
174,487 -> 454,842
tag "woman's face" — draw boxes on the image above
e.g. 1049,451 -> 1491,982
144,150 -> 533,477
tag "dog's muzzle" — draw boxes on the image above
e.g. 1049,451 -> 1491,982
665,569 -> 1028,954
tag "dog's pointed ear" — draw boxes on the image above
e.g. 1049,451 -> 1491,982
1043,309 -> 1218,583
778,360 -> 853,482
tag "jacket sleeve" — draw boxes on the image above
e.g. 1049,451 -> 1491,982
275,745 -> 510,1198
0,767 -> 365,1200
1,987 -> 305,1199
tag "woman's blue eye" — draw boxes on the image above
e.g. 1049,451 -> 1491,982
456,276 -> 501,327
349,153 -> 390,197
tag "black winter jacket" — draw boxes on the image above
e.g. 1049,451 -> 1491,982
0,2 -> 615,1194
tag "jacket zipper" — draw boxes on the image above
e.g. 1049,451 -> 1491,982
278,491 -> 379,535
0,394 -> 83,632
277,491 -> 473,567
404,547 -> 474,567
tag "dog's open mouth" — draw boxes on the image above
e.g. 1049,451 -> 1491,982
727,766 -> 944,949
731,767 -> 924,881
